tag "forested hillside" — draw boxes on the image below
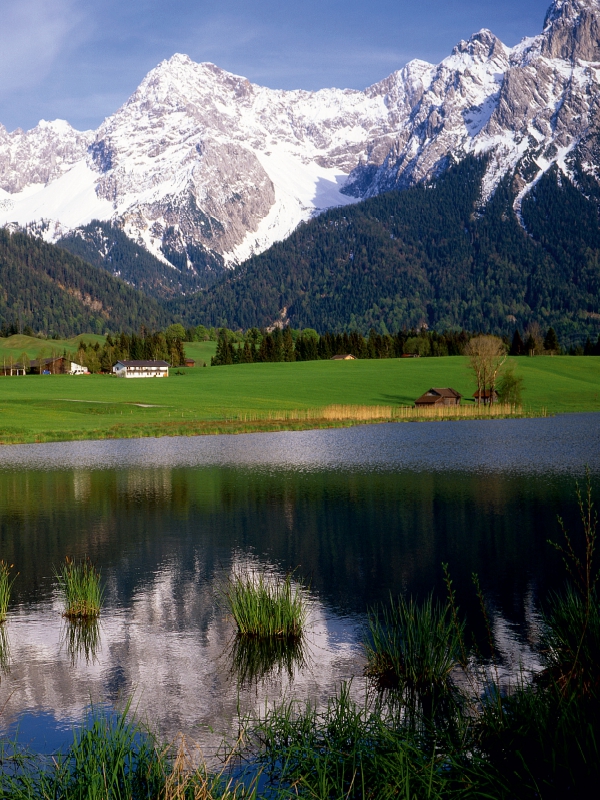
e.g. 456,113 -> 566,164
171,157 -> 600,343
58,221 -> 223,299
0,229 -> 170,336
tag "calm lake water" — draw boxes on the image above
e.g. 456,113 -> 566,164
0,414 -> 599,757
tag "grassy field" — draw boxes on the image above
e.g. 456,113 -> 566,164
0,355 -> 598,444
0,333 -> 106,362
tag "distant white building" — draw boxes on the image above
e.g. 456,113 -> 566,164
113,360 -> 169,378
70,361 -> 88,375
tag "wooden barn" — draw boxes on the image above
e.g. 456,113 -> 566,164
27,357 -> 87,375
473,389 -> 498,404
415,388 -> 462,407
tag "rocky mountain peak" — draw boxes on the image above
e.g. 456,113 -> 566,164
450,29 -> 507,63
542,0 -> 600,60
2,0 -> 600,284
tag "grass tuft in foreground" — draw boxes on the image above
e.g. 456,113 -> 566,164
0,703 -> 259,800
54,557 -> 104,619
224,572 -> 307,639
0,561 -> 16,623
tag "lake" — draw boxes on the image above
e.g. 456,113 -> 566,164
0,414 -> 599,758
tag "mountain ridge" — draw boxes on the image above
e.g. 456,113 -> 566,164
2,0 -> 600,283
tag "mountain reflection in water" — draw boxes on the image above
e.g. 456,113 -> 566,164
0,415 -> 598,756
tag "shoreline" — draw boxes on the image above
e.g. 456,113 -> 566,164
0,407 -> 551,446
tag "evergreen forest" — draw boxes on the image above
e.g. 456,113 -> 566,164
0,228 -> 169,336
57,221 -> 223,299
171,157 -> 600,345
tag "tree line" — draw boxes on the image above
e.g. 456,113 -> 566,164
212,327 -> 476,366
212,323 -> 600,366
72,326 -> 187,373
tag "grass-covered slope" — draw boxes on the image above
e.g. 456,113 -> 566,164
0,228 -> 170,335
172,157 -> 600,341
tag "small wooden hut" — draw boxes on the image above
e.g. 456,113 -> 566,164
414,388 -> 462,407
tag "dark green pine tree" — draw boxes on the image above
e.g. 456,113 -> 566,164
594,334 -> 600,356
525,334 -> 536,356
282,328 -> 295,362
543,327 -> 560,353
241,341 -> 254,363
510,330 -> 524,356
584,336 -> 594,356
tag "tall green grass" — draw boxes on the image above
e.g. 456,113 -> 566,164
0,561 -> 16,623
364,594 -> 463,700
224,572 -> 307,639
54,557 -> 104,619
0,703 -> 260,800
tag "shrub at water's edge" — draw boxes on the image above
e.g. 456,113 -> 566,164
224,572 -> 307,639
54,557 -> 104,619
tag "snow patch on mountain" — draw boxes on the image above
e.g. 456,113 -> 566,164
0,161 -> 113,239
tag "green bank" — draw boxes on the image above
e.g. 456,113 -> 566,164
0,356 -> 598,444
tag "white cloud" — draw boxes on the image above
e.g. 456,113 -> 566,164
0,0 -> 87,98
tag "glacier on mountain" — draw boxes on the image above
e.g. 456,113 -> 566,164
1,0 -> 600,283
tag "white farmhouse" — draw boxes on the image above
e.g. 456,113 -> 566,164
113,360 -> 169,378
70,362 -> 88,375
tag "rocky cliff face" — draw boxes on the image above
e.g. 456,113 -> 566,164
1,0 -> 599,283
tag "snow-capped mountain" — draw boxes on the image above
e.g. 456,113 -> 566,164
1,0 -> 599,284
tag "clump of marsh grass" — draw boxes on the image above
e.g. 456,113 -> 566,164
54,556 -> 104,619
224,571 -> 307,640
250,682 -> 464,799
0,561 -> 16,623
364,594 -> 464,702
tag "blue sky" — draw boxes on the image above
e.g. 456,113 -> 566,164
0,0 -> 552,132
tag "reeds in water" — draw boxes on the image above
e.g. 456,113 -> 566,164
0,561 -> 16,623
54,556 -> 104,619
224,572 -> 307,639
364,594 -> 463,699
0,705 -> 260,800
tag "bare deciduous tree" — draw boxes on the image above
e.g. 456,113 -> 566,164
464,336 -> 507,405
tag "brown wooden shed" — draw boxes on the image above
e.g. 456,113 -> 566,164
473,389 -> 498,404
415,388 -> 462,407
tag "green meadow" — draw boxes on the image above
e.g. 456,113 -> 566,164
0,352 -> 598,444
